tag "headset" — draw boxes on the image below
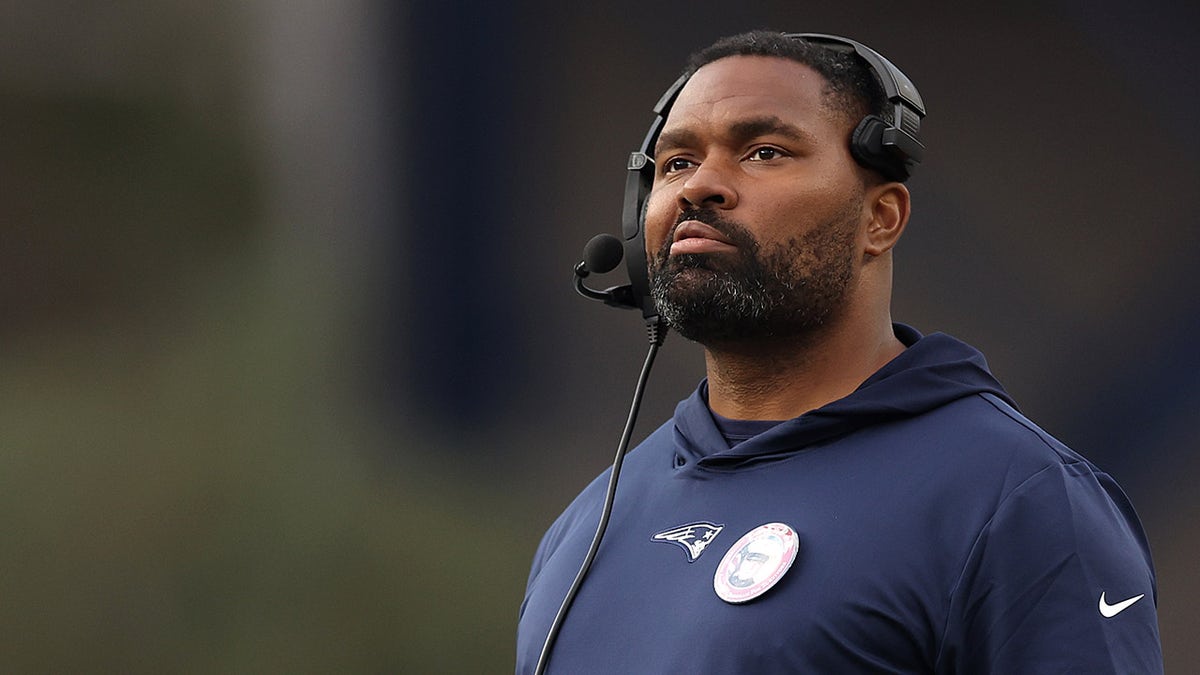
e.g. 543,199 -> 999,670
547,33 -> 927,675
576,32 -> 927,337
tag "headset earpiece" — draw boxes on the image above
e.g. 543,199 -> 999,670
792,33 -> 926,182
850,114 -> 910,182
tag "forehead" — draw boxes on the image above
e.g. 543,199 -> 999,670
660,56 -> 835,141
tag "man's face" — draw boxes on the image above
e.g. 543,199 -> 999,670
644,55 -> 868,345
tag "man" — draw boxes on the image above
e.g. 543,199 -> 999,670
517,31 -> 1162,673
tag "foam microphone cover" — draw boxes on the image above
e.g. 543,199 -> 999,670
583,234 -> 625,274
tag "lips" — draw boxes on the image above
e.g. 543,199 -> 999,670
670,220 -> 737,256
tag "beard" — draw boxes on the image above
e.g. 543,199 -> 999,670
649,206 -> 859,346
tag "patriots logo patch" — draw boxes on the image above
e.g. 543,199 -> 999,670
651,522 -> 725,562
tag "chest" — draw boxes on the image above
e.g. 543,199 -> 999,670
520,463 -> 976,673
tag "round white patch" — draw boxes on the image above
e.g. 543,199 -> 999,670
713,522 -> 800,604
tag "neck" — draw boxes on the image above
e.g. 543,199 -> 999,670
703,314 -> 905,421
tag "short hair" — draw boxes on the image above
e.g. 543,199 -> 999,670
682,30 -> 887,129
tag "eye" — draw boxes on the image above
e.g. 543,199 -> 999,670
662,156 -> 696,174
746,146 -> 783,162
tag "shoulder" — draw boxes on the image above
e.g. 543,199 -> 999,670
885,390 -> 1149,564
909,391 -> 1100,493
928,398 -> 1162,672
527,418 -> 677,578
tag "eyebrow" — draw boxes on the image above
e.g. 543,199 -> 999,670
654,115 -> 815,155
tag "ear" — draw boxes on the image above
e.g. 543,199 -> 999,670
863,182 -> 910,257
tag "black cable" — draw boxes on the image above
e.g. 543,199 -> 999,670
533,325 -> 663,675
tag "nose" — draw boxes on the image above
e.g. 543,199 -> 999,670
678,160 -> 738,210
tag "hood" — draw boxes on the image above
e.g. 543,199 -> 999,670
671,324 -> 1015,469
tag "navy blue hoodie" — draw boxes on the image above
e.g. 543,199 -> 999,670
518,325 -> 1162,673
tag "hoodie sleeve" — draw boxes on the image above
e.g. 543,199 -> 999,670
938,461 -> 1163,674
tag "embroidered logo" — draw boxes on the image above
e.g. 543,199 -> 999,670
713,522 -> 800,604
651,522 -> 725,562
1098,591 -> 1145,618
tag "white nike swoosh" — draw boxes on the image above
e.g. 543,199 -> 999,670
1098,591 -> 1145,618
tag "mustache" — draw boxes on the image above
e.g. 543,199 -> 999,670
671,207 -> 737,238
657,208 -> 757,263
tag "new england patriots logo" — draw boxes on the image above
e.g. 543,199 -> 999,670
651,522 -> 725,562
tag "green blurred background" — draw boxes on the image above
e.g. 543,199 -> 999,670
2,1 -> 1197,672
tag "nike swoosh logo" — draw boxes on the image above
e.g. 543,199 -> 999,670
1099,591 -> 1145,618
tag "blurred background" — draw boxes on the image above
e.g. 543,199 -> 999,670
1,0 -> 1196,671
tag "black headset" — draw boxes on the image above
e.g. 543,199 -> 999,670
577,32 -> 926,338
